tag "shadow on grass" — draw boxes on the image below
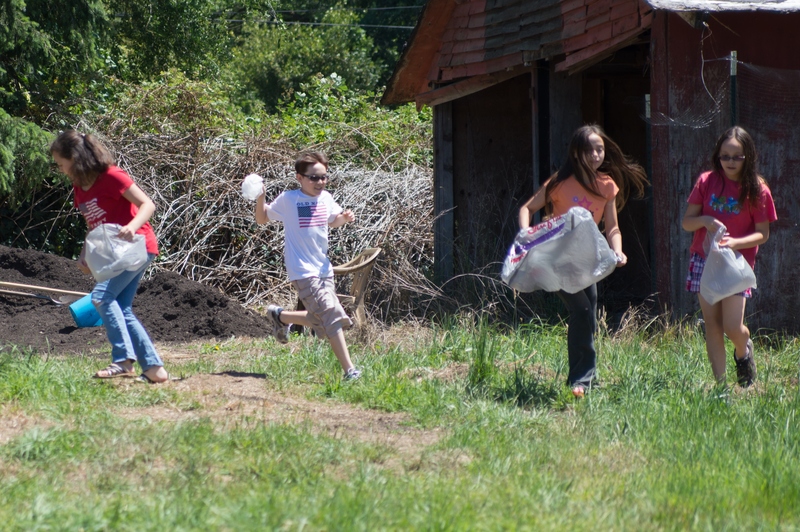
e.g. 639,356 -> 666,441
495,365 -> 561,408
214,371 -> 267,379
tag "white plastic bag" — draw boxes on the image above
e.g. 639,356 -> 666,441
501,206 -> 619,293
241,173 -> 264,201
699,225 -> 757,305
84,223 -> 148,282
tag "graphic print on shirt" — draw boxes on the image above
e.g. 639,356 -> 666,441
78,198 -> 107,229
572,195 -> 596,216
297,201 -> 328,228
709,194 -> 740,215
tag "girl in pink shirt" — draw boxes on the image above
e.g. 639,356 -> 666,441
682,126 -> 777,388
519,125 -> 648,398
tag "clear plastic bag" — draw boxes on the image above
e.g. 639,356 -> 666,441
241,173 -> 264,201
84,223 -> 148,282
501,206 -> 619,293
699,225 -> 757,305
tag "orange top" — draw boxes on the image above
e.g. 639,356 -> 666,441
549,174 -> 619,224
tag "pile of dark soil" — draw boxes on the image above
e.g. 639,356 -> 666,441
0,245 -> 271,354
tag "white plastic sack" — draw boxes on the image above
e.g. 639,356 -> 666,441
501,206 -> 619,293
699,225 -> 757,305
241,173 -> 264,201
84,223 -> 148,282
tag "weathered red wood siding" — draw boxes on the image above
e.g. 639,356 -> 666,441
450,74 -> 534,274
651,11 -> 800,330
429,0 -> 652,86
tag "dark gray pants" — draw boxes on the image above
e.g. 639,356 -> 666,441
557,283 -> 597,387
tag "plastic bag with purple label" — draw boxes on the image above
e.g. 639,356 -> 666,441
500,206 -> 619,293
699,225 -> 757,305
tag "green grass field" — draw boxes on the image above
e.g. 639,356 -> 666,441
1,316 -> 799,531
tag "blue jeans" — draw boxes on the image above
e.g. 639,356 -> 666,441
91,254 -> 162,371
557,284 -> 598,388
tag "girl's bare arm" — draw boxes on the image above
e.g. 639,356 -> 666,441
519,185 -> 547,229
603,200 -> 626,265
725,220 -> 770,251
119,184 -> 156,240
682,203 -> 724,233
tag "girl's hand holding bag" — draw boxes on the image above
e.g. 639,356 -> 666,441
699,225 -> 757,305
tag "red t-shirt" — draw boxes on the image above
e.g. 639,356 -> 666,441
73,166 -> 159,255
549,173 -> 619,224
687,170 -> 777,267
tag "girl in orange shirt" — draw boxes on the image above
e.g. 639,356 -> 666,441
519,125 -> 648,397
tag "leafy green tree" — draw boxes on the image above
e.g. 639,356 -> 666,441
227,6 -> 383,111
349,0 -> 421,86
104,0 -> 257,81
276,72 -> 431,169
0,0 -> 108,120
0,107 -> 54,201
95,69 -> 257,136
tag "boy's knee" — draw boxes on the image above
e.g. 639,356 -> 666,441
324,320 -> 347,339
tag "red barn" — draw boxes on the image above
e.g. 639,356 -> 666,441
382,0 -> 800,331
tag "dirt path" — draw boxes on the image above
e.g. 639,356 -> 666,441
0,372 -> 448,471
117,372 -> 446,468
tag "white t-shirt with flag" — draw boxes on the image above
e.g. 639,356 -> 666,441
266,189 -> 342,281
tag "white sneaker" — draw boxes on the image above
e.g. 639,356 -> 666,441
343,367 -> 362,381
267,305 -> 290,344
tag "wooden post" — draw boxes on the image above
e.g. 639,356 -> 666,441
645,93 -> 656,295
433,102 -> 454,285
730,50 -> 738,126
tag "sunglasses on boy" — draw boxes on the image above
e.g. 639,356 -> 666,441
718,155 -> 745,162
300,173 -> 330,182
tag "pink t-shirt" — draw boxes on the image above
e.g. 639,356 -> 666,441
687,170 -> 777,267
549,173 -> 619,224
73,166 -> 159,255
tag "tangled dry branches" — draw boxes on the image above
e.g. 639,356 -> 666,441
78,125 -> 441,320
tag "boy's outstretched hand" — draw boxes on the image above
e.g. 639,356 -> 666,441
331,210 -> 355,228
328,210 -> 356,229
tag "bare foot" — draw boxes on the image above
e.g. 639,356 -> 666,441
142,366 -> 169,383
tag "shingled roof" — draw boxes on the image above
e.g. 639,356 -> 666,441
382,0 -> 654,106
382,0 -> 800,107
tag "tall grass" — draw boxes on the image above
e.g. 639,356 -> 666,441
1,317 -> 799,530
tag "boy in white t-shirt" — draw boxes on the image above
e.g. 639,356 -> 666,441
254,152 -> 360,380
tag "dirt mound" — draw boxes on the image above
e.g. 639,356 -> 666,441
0,245 -> 271,354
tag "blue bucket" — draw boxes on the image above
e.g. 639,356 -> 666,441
69,294 -> 103,328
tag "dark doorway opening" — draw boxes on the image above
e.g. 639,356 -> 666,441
581,41 -> 654,312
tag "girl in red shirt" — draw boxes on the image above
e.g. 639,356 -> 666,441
51,130 -> 168,383
682,126 -> 777,388
519,125 -> 648,398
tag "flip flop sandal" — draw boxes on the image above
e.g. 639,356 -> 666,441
94,363 -> 136,379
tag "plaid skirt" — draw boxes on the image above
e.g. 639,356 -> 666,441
686,252 -> 752,298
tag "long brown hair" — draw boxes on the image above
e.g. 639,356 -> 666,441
711,126 -> 764,207
50,130 -> 114,188
545,124 -> 648,212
